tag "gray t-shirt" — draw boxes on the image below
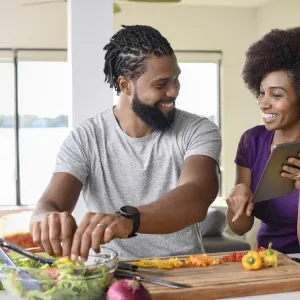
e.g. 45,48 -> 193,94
54,108 -> 221,259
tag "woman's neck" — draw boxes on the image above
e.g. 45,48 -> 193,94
273,122 -> 300,145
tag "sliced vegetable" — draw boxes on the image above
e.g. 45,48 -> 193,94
132,258 -> 183,269
184,254 -> 222,267
133,255 -> 221,269
222,252 -> 248,262
242,251 -> 262,271
256,247 -> 267,252
261,242 -> 277,267
106,279 -> 152,300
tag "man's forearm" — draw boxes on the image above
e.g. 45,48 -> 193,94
137,182 -> 218,234
30,201 -> 60,230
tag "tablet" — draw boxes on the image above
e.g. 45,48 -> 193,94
253,140 -> 300,203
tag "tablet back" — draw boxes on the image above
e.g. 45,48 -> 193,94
253,140 -> 300,203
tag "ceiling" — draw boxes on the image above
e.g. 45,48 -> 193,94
20,0 -> 272,8
181,0 -> 271,7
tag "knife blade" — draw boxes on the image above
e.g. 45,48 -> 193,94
114,270 -> 190,289
117,262 -> 166,275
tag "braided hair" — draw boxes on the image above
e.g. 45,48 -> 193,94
103,25 -> 174,94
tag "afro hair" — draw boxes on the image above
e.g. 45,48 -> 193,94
242,27 -> 300,102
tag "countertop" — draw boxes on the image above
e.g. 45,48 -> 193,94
1,254 -> 300,300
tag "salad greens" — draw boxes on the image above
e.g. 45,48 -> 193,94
0,253 -> 111,300
0,252 -> 41,290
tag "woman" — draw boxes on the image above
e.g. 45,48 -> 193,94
227,27 -> 300,254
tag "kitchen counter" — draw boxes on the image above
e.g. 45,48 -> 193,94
222,252 -> 300,299
2,290 -> 300,299
1,254 -> 300,300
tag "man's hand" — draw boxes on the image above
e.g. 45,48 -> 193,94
70,212 -> 133,261
30,212 -> 77,258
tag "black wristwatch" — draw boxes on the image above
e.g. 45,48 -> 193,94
116,206 -> 140,238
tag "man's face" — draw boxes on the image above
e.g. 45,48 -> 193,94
131,54 -> 181,131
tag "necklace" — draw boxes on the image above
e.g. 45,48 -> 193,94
270,132 -> 277,151
270,131 -> 284,152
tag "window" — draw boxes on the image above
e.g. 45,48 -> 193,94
175,52 -> 222,196
175,51 -> 221,126
0,49 -> 69,206
175,63 -> 219,124
0,52 -> 15,205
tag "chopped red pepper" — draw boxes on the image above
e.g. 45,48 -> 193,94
222,248 -> 266,262
222,252 -> 248,262
256,247 -> 267,252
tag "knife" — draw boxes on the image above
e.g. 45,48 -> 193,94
0,238 -> 54,265
114,270 -> 190,289
117,262 -> 166,275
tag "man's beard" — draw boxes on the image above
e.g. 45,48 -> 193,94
132,93 -> 176,131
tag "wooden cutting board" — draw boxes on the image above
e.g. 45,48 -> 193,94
128,252 -> 300,300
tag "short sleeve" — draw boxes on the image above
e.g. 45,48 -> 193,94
234,130 -> 254,169
54,128 -> 89,187
183,118 -> 221,164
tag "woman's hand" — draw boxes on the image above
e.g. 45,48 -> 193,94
281,153 -> 300,190
226,183 -> 254,222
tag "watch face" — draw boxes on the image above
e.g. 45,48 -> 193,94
121,205 -> 139,216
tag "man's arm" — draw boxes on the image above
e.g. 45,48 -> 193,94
30,173 -> 82,223
29,173 -> 83,256
138,155 -> 219,234
70,155 -> 219,260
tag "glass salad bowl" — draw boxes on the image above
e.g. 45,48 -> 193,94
0,247 -> 118,300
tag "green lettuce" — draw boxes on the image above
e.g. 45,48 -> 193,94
0,253 -> 110,299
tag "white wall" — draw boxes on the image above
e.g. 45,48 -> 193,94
257,0 -> 300,36
114,3 -> 260,196
0,0 -> 66,48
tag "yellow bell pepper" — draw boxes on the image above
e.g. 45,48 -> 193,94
242,251 -> 262,270
262,242 -> 277,267
132,257 -> 183,269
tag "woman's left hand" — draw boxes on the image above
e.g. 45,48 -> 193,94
281,153 -> 300,190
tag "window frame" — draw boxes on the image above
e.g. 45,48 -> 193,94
0,48 -> 67,207
175,50 -> 223,196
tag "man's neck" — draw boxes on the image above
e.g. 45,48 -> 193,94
113,104 -> 153,138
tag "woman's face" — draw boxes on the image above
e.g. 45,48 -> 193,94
258,70 -> 299,131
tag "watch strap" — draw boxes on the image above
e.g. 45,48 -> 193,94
116,209 -> 140,238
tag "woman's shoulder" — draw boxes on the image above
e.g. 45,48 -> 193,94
241,125 -> 272,143
235,126 -> 273,170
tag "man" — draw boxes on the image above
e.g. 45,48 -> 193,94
30,25 -> 221,261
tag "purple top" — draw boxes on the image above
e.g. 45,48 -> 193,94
235,125 -> 300,254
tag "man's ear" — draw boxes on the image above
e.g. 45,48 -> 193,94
117,76 -> 132,95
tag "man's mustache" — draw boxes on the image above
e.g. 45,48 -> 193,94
156,98 -> 176,105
